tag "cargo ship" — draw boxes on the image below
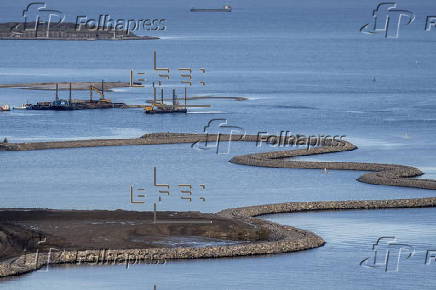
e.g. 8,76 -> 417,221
190,5 -> 232,12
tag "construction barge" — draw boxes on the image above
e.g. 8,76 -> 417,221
26,82 -> 127,111
145,87 -> 188,114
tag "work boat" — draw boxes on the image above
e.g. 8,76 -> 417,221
13,104 -> 30,110
0,104 -> 10,111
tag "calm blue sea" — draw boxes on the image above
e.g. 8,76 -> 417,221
1,0 -> 436,289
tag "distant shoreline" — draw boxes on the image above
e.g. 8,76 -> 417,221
0,82 -> 249,101
146,96 -> 248,102
0,22 -> 159,41
0,82 -> 131,91
0,37 -> 159,40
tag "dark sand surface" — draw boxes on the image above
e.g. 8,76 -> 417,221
0,209 -> 268,262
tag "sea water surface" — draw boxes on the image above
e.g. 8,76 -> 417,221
1,0 -> 436,289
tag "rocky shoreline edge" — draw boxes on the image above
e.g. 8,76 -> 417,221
1,132 -> 436,278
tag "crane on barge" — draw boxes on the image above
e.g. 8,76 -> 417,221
145,87 -> 188,114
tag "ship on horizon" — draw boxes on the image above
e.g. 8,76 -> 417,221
190,5 -> 232,12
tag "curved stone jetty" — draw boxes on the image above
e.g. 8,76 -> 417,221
1,132 -> 436,279
229,138 -> 436,190
2,132 -> 435,190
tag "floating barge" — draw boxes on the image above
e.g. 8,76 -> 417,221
27,82 -> 127,111
145,104 -> 187,114
145,88 -> 188,114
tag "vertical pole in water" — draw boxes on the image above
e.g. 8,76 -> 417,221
101,80 -> 104,99
69,83 -> 72,104
129,70 -> 133,87
152,82 -> 157,105
161,88 -> 164,104
172,89 -> 176,109
184,87 -> 187,110
153,51 -> 157,70
55,83 -> 59,101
